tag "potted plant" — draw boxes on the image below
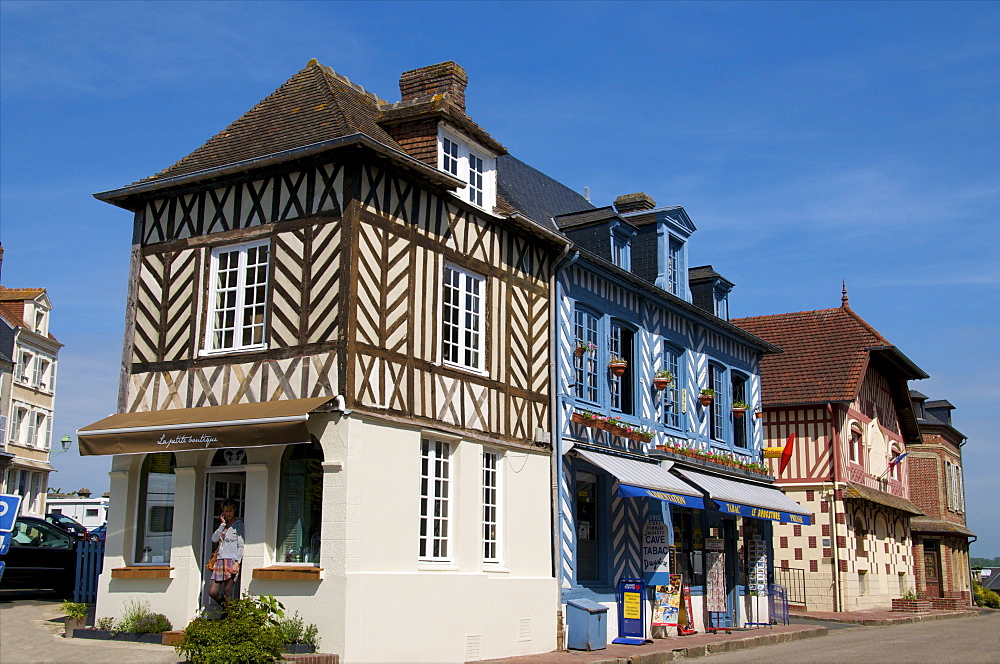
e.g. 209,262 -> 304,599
608,356 -> 628,376
608,417 -> 627,436
699,388 -> 715,406
652,369 -> 673,391
574,341 -> 598,357
731,400 -> 751,418
61,600 -> 88,638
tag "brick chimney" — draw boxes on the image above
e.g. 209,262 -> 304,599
614,192 -> 656,214
399,61 -> 468,111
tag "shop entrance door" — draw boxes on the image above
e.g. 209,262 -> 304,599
202,472 -> 246,610
923,539 -> 943,598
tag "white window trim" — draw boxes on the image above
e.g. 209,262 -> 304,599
419,438 -> 453,564
437,127 -> 497,212
482,448 -> 503,567
202,239 -> 270,356
440,264 -> 487,375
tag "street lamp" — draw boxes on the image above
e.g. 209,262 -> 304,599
52,435 -> 73,457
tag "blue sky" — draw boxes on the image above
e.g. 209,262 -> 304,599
1,2 -> 997,555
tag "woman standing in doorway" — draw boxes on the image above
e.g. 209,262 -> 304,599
208,498 -> 244,608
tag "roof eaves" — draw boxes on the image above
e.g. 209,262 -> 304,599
95,133 -> 465,207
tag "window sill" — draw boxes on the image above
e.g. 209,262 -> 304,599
111,566 -> 173,579
418,561 -> 458,572
198,345 -> 268,359
439,361 -> 489,379
483,564 -> 509,573
252,566 -> 323,580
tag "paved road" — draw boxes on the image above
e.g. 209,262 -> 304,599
704,611 -> 1000,663
0,597 -> 179,663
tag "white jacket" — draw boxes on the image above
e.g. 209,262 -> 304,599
211,518 -> 244,561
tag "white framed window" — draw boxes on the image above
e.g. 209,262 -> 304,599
441,264 -> 485,373
33,358 -> 51,390
483,450 -> 501,565
420,438 -> 452,562
9,407 -> 26,444
32,412 -> 49,449
612,235 -> 630,270
25,411 -> 37,448
667,238 -> 683,295
468,152 -> 485,206
16,352 -> 31,383
204,240 -> 270,354
438,129 -> 496,211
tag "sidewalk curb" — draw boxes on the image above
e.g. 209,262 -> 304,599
577,627 -> 829,663
791,610 -> 980,627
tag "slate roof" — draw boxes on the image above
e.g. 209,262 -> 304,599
731,304 -> 926,406
143,60 -> 402,183
981,568 -> 1000,592
496,154 -> 594,231
553,206 -> 622,229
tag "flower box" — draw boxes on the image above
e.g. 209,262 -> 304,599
72,629 -> 165,644
570,411 -> 585,424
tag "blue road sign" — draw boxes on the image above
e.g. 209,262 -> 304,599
0,494 -> 23,532
0,531 -> 11,555
0,560 -> 5,581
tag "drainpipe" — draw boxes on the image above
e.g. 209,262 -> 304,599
549,244 -> 577,650
828,402 -> 842,612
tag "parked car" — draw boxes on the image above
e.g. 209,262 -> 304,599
0,516 -> 78,596
89,524 -> 107,542
45,512 -> 94,541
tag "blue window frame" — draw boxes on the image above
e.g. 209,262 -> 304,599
662,343 -> 682,429
731,374 -> 748,449
574,307 -> 599,403
709,364 -> 726,442
667,238 -> 682,295
609,321 -> 634,414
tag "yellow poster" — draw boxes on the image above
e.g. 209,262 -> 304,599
623,591 -> 641,620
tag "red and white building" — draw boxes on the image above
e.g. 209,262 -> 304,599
733,292 -> 927,611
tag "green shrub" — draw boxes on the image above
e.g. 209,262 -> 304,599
95,616 -> 115,631
60,600 -> 88,621
175,595 -> 286,664
974,581 -> 1000,609
133,613 -> 172,634
278,611 -> 321,647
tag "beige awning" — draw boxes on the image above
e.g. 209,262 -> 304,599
77,397 -> 333,456
10,457 -> 57,472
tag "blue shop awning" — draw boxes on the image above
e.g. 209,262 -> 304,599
673,468 -> 812,525
574,448 -> 705,509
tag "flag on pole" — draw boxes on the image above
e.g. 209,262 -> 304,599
779,433 -> 795,475
888,451 -> 909,468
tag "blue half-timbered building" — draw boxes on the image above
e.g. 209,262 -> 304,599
497,163 -> 812,637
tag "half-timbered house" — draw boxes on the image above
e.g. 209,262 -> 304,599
81,60 -> 567,662
492,172 -> 811,636
733,291 -> 927,611
906,391 -> 975,607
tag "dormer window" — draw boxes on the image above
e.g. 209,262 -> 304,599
714,289 -> 729,320
438,128 -> 496,212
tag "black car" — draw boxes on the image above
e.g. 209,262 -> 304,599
1,516 -> 78,596
45,512 -> 93,541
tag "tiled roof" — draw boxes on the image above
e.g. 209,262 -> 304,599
842,482 -> 923,515
909,517 -> 975,537
496,154 -> 594,231
0,287 -> 45,301
731,305 -> 899,406
143,60 -> 402,183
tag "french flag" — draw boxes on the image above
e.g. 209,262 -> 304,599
889,451 -> 909,468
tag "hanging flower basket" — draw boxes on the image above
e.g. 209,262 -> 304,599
699,394 -> 714,406
731,407 -> 747,419
574,346 -> 585,357
609,359 -> 627,377
652,377 -> 671,391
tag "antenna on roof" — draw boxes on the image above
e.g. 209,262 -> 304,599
583,186 -> 590,202
841,280 -> 850,308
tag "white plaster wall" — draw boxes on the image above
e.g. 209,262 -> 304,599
93,414 -> 558,662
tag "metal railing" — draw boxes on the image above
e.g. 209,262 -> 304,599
773,566 -> 806,606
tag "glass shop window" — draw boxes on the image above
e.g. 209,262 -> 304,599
672,507 -> 705,587
276,440 -> 324,564
135,452 -> 176,564
575,470 -> 601,583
